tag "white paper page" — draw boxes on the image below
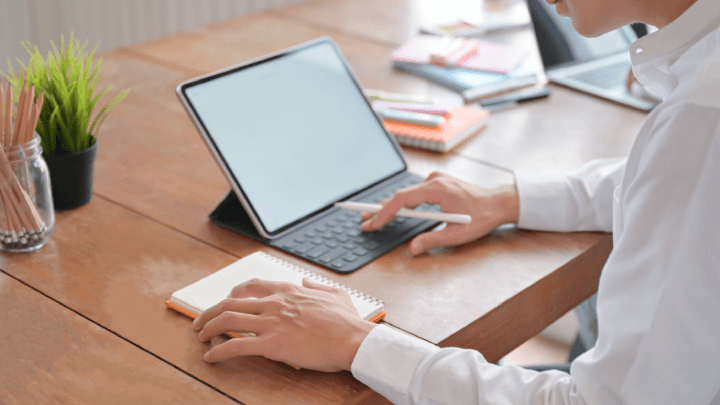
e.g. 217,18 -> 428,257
171,252 -> 383,320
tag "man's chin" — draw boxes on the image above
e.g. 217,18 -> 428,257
570,19 -> 617,38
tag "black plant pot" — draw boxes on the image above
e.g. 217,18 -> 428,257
42,138 -> 98,210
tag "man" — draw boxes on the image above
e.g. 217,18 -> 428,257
193,0 -> 720,402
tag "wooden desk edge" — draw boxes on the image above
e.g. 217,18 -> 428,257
439,234 -> 612,362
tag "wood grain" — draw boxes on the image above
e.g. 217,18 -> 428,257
127,13 -> 463,101
0,198 -> 384,405
0,272 -> 238,405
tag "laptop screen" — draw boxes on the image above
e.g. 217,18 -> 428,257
181,40 -> 406,236
528,0 -> 636,68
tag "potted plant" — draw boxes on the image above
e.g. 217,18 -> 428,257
2,33 -> 129,209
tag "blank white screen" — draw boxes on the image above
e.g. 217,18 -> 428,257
185,41 -> 405,233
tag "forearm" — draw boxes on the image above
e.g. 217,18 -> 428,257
351,326 -> 587,405
515,158 -> 625,232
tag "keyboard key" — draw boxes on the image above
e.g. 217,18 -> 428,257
311,238 -> 324,245
342,253 -> 358,262
307,247 -> 329,258
347,229 -> 361,237
304,231 -> 318,238
294,236 -> 307,244
334,216 -> 347,223
294,245 -> 312,254
325,221 -> 337,228
365,241 -> 379,250
322,232 -> 334,239
353,236 -> 367,244
343,242 -> 358,250
319,252 -> 340,263
343,222 -> 357,229
331,260 -> 346,268
325,240 -> 339,248
315,226 -> 328,233
336,235 -> 350,243
282,241 -> 296,249
353,247 -> 368,256
332,228 -> 345,234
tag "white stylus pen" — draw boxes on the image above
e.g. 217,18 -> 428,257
334,202 -> 472,224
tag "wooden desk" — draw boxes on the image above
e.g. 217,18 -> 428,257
1,0 -> 644,403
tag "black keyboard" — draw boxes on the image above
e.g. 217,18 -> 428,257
271,174 -> 440,273
570,62 -> 628,89
209,172 -> 441,274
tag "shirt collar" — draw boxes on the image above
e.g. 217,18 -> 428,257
630,0 -> 720,99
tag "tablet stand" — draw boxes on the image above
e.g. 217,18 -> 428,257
209,191 -> 270,243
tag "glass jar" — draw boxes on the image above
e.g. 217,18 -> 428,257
0,134 -> 54,252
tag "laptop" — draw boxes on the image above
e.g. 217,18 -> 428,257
527,0 -> 658,111
176,37 -> 440,273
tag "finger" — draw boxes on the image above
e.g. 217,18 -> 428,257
227,278 -> 290,299
301,277 -> 339,293
203,336 -> 266,363
408,225 -> 475,256
193,298 -> 264,331
198,311 -> 264,342
362,188 -> 433,231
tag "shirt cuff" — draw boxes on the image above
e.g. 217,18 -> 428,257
351,325 -> 440,403
514,169 -> 571,231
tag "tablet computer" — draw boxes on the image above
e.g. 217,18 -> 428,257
176,37 -> 440,272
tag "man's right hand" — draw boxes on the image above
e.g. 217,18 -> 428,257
360,172 -> 520,256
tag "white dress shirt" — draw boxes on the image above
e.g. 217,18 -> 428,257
351,0 -> 720,403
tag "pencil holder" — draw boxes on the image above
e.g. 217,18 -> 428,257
0,133 -> 54,252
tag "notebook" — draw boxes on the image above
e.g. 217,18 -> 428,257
392,35 -> 527,74
393,61 -> 538,102
383,107 -> 489,152
166,251 -> 386,338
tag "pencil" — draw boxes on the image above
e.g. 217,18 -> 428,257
3,85 -> 11,147
11,84 -> 27,147
28,92 -> 44,144
16,86 -> 34,147
0,84 -> 4,147
22,98 -> 37,145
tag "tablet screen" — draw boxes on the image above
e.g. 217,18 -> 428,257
182,40 -> 406,236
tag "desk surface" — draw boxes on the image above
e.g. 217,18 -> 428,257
1,0 -> 646,403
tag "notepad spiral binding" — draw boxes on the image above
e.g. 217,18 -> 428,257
258,252 -> 384,306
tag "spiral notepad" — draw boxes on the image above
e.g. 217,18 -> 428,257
165,251 -> 386,331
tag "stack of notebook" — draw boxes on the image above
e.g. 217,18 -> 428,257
366,90 -> 490,152
391,35 -> 538,102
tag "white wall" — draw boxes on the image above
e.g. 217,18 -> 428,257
1,0 -> 306,69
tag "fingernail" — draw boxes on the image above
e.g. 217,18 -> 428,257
193,319 -> 200,330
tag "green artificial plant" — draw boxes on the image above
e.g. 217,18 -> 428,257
2,32 -> 129,155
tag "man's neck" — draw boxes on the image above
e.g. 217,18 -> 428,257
643,0 -> 698,28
